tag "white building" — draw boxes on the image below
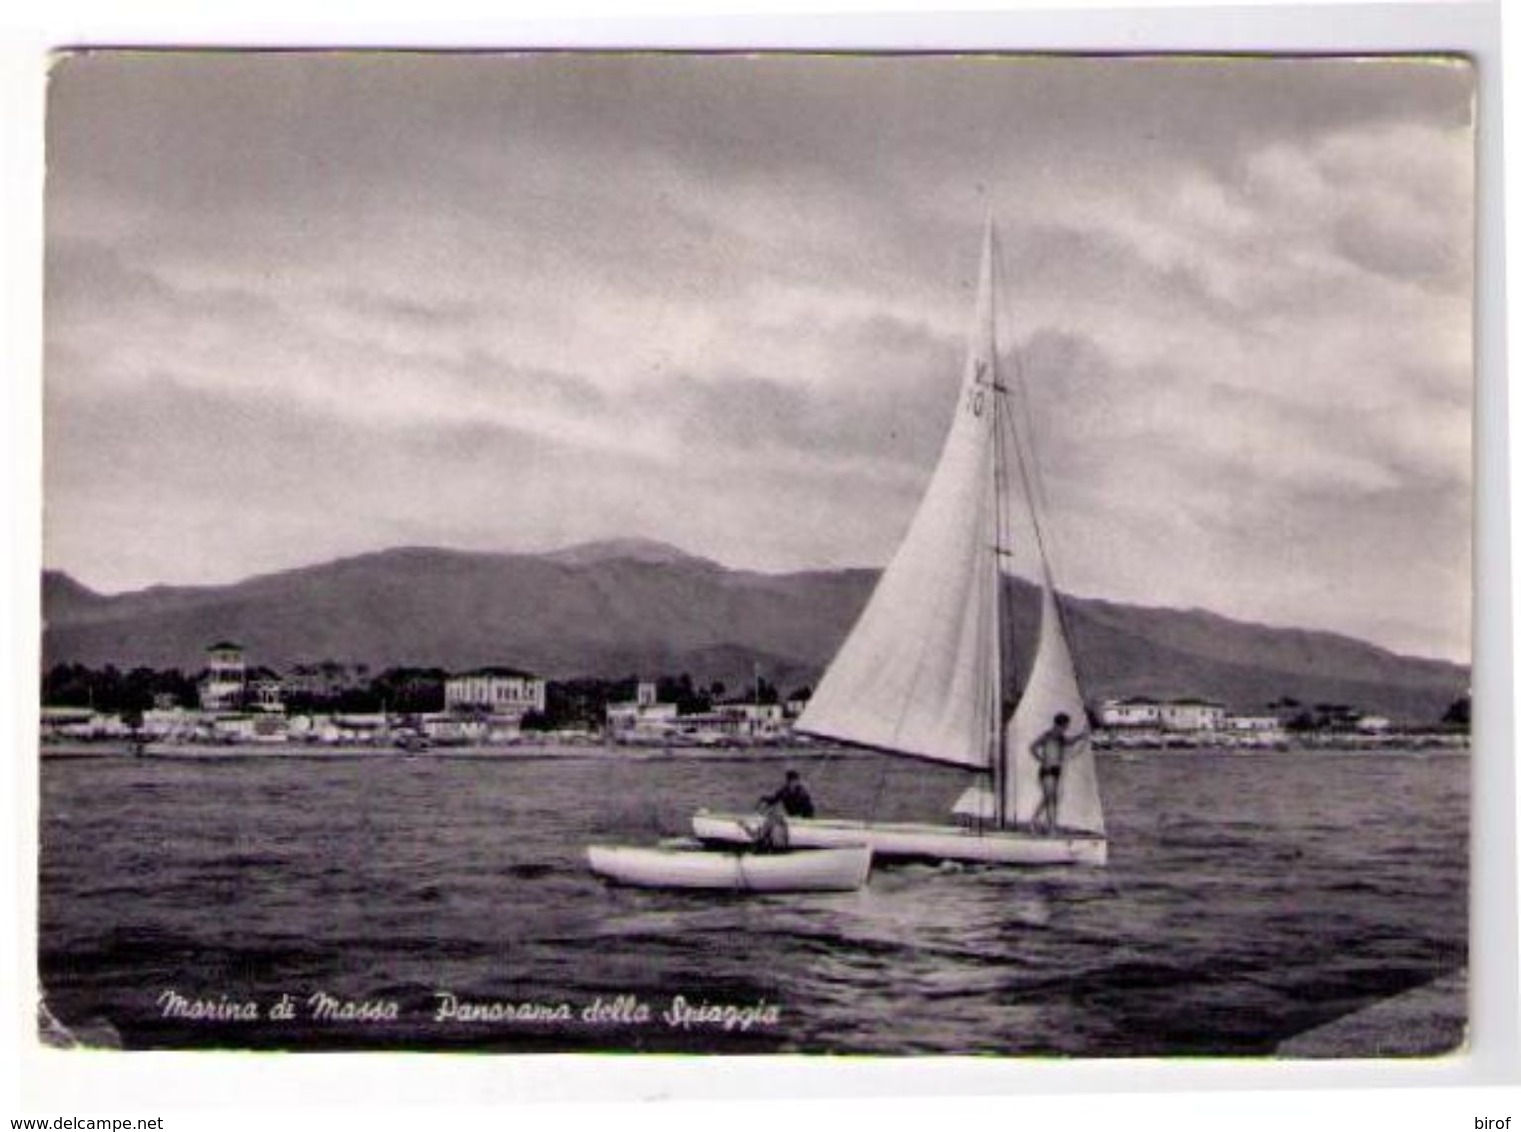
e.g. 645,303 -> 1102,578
723,702 -> 788,738
444,668 -> 547,715
199,641 -> 247,711
1098,697 -> 1163,728
141,707 -> 198,740
40,707 -> 128,740
606,681 -> 681,741
326,712 -> 392,744
1158,699 -> 1228,732
249,677 -> 285,714
1226,713 -> 1282,732
418,711 -> 529,745
209,713 -> 289,743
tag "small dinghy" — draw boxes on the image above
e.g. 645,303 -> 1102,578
586,842 -> 872,893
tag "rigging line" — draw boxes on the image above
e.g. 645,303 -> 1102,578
808,728 -> 848,807
995,238 -> 1096,702
995,234 -> 1056,554
999,376 -> 1095,700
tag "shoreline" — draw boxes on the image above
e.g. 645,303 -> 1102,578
38,738 -> 1471,762
38,739 -> 826,761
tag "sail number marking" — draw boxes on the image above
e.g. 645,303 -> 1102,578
965,359 -> 990,418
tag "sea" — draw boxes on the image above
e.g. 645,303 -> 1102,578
36,745 -> 1468,1056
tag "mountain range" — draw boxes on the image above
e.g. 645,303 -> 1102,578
41,539 -> 1468,723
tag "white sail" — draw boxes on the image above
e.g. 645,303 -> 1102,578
1006,583 -> 1105,834
801,215 -> 1105,842
796,225 -> 1003,770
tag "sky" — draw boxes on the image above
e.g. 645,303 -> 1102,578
42,51 -> 1475,661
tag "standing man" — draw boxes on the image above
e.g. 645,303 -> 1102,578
1030,712 -> 1087,834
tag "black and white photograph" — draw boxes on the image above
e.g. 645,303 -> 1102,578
35,46 -> 1477,1061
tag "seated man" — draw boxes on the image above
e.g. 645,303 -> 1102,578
750,770 -> 814,852
761,769 -> 815,818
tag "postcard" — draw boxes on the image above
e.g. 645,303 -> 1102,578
34,46 -> 1477,1071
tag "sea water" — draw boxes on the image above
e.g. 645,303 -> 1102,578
37,746 -> 1468,1055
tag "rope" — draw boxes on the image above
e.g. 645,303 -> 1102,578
995,233 -> 1096,701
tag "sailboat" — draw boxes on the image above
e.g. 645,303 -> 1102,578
693,219 -> 1107,867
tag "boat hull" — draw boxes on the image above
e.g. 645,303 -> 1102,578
586,843 -> 872,892
691,810 -> 1107,867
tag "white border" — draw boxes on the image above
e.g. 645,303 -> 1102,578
2,2 -> 1514,1124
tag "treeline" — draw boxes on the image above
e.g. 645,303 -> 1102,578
42,664 -> 198,716
40,663 -> 454,716
40,664 -> 808,732
1266,696 -> 1470,731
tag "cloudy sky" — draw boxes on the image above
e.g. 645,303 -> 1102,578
43,51 -> 1473,660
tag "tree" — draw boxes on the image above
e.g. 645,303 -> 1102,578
658,673 -> 710,715
1284,710 -> 1319,732
1442,694 -> 1471,729
42,663 -> 94,707
369,667 -> 447,713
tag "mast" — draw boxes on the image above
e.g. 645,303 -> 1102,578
985,217 -> 1009,828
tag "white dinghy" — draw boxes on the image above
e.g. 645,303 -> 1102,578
691,812 -> 1103,867
586,842 -> 872,893
693,219 -> 1107,868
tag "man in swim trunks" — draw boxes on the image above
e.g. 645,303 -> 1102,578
1030,712 -> 1087,834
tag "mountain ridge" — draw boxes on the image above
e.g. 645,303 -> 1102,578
40,543 -> 1468,723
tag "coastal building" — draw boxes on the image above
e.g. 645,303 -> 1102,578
284,661 -> 367,700
419,712 -> 526,745
39,706 -> 127,741
198,641 -> 247,711
141,706 -> 197,741
674,702 -> 791,743
723,701 -> 788,738
1098,697 -> 1163,728
606,680 -> 681,741
444,668 -> 547,715
1158,699 -> 1228,732
248,674 -> 286,714
326,712 -> 392,744
208,713 -> 289,743
1225,713 -> 1283,732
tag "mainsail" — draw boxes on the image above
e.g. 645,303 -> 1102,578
799,217 -> 1104,836
796,223 -> 1004,771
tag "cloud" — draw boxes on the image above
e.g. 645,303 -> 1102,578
41,52 -> 1475,660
